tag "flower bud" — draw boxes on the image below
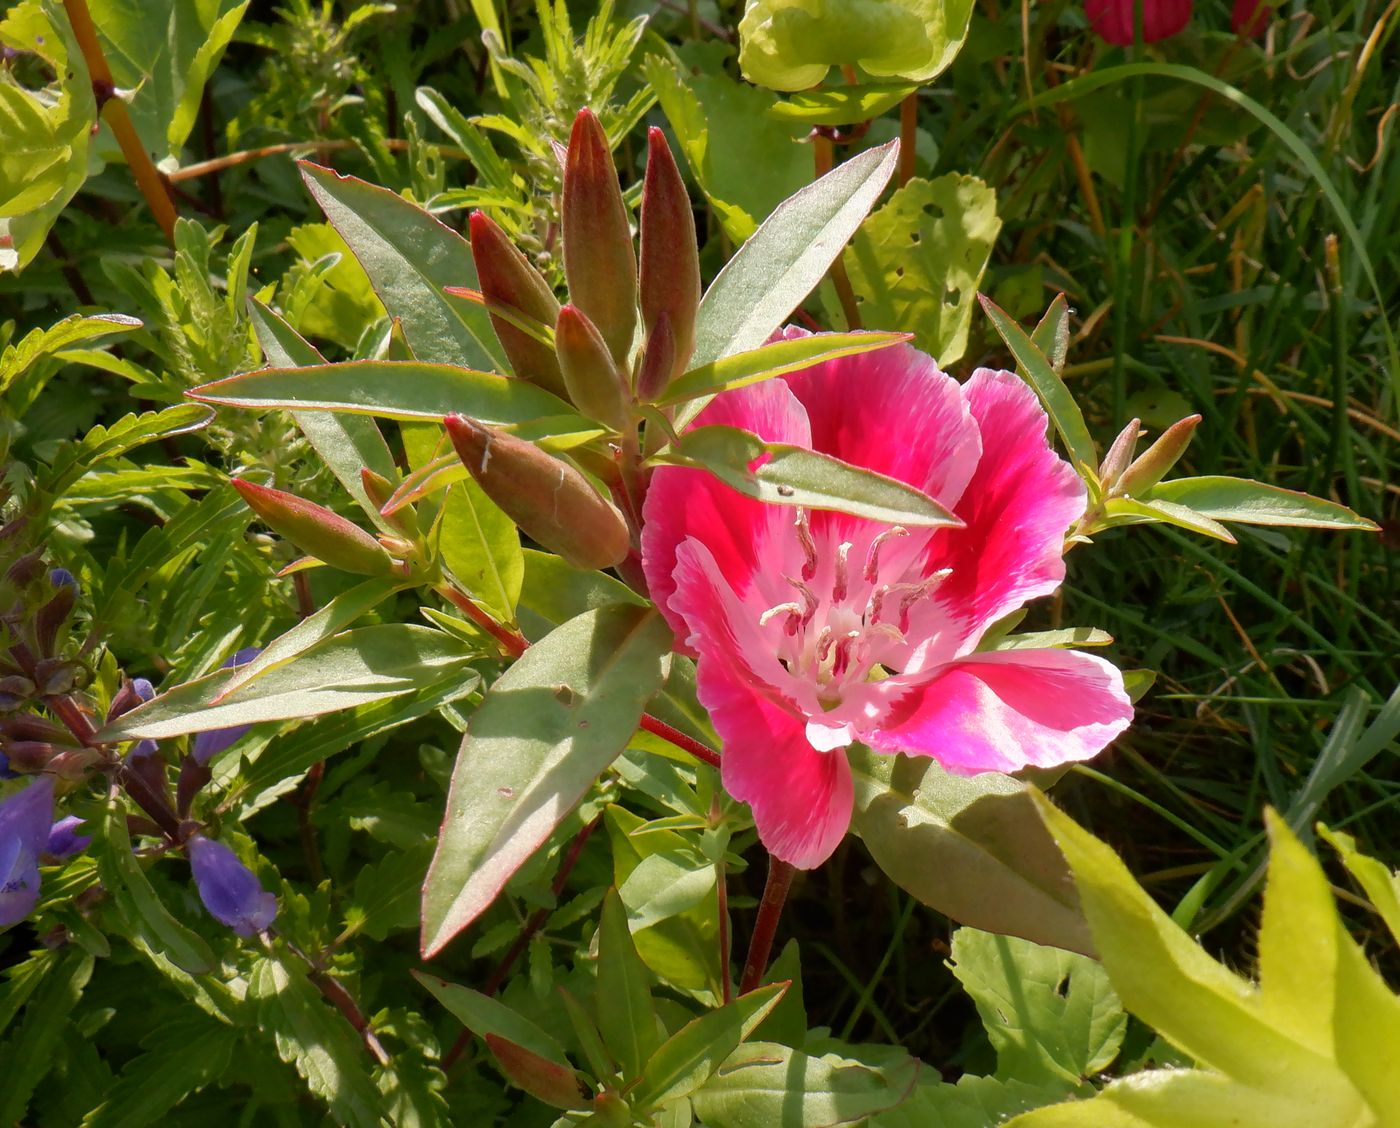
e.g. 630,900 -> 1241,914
0,715 -> 69,744
360,469 -> 418,539
232,479 -> 396,577
639,127 -> 700,387
186,835 -> 278,937
119,748 -> 179,833
46,815 -> 91,859
0,776 -> 54,926
469,211 -> 568,399
444,415 -> 631,570
562,109 -> 638,367
1097,418 -> 1142,488
1116,415 -> 1202,497
635,311 -> 676,403
2,741 -> 63,772
555,304 -> 630,431
106,677 -> 155,723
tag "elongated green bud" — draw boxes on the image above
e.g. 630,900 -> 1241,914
360,468 -> 418,538
444,415 -> 630,571
555,304 -> 630,431
639,127 -> 700,388
1117,414 -> 1202,497
1097,418 -> 1142,487
635,310 -> 676,403
232,479 -> 396,576
562,109 -> 637,367
469,211 -> 567,398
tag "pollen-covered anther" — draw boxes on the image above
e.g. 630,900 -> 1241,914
758,601 -> 802,630
784,575 -> 819,624
794,507 -> 818,580
831,541 -> 853,602
863,526 -> 909,582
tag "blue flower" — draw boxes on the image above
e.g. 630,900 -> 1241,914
186,835 -> 277,937
192,648 -> 263,765
46,815 -> 91,859
47,568 -> 77,590
1,777 -> 56,927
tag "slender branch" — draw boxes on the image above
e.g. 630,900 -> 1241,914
436,584 -> 528,657
62,0 -> 177,243
739,856 -> 796,995
638,714 -> 721,769
166,138 -> 471,183
813,133 -> 863,331
898,94 -> 918,187
282,938 -> 390,1065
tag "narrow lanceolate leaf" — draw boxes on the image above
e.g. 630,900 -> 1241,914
96,626 -> 476,741
0,950 -> 93,1126
1100,496 -> 1236,543
660,331 -> 909,407
299,162 -> 504,370
597,888 -> 659,1079
632,982 -> 788,1111
420,606 -> 672,957
691,1041 -> 919,1127
412,974 -> 572,1067
689,141 -> 899,372
485,1035 -> 587,1109
438,477 -> 523,624
191,360 -> 576,427
1143,476 -> 1379,531
1317,824 -> 1400,947
979,295 -> 1097,474
655,425 -> 960,528
848,750 -> 1093,956
1029,293 -> 1072,375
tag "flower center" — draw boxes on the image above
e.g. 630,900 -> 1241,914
760,508 -> 949,705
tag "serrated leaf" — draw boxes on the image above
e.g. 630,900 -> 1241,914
420,606 -> 671,956
43,405 -> 214,496
98,625 -> 477,741
1318,824 -> 1400,947
0,949 -> 93,1125
655,424 -> 960,527
1143,476 -> 1378,531
81,1017 -> 237,1128
848,749 -> 1093,955
844,174 -> 1000,365
0,313 -> 141,391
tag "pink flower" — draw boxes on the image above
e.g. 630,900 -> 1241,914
641,333 -> 1133,869
1085,0 -> 1191,44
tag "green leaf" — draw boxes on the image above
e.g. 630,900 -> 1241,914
1143,476 -> 1378,531
871,1074 -> 1071,1128
979,295 -> 1097,474
1030,294 -> 1071,374
0,949 -> 93,1125
484,1034 -> 586,1109
1317,824 -> 1400,947
0,313 -> 141,393
633,983 -> 788,1110
97,625 -> 477,741
81,1017 -> 237,1128
597,888 -> 659,1079
843,174 -> 1000,365
655,424 -> 960,527
166,1 -> 249,152
692,1040 -> 919,1126
687,139 -> 900,382
660,331 -> 909,406
770,83 -> 917,125
1098,496 -> 1236,543
250,956 -> 388,1128
619,850 -> 717,931
191,358 -> 576,427
249,299 -> 399,530
848,749 -> 1093,956
1331,915 -> 1400,1123
299,161 -> 504,370
412,973 -> 571,1067
42,405 -> 214,496
96,792 -> 215,975
989,628 -> 1113,651
517,548 -> 647,640
950,928 -> 1125,1086
420,605 -> 671,956
438,478 -> 523,623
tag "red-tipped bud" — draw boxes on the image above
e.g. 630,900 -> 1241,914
555,304 -> 630,431
469,212 -> 567,398
444,415 -> 630,571
232,479 -> 396,577
360,468 -> 418,538
1097,418 -> 1142,488
635,311 -> 676,403
562,109 -> 638,367
639,127 -> 700,386
1117,414 -> 1202,497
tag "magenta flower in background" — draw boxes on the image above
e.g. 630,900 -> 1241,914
1086,0 -> 1191,44
187,835 -> 277,936
1231,0 -> 1270,36
641,333 -> 1133,868
1,776 -> 55,926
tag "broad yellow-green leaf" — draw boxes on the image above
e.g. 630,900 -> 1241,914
437,477 -> 523,624
1317,825 -> 1400,946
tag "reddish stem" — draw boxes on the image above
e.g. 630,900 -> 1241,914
899,93 -> 918,186
436,585 -> 528,657
739,856 -> 796,995
638,714 -> 721,769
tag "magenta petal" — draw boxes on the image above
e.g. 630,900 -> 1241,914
1086,0 -> 1192,44
919,369 -> 1086,650
669,542 -> 852,868
642,378 -> 811,641
867,648 -> 1132,774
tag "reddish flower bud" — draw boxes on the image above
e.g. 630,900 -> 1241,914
1231,0 -> 1270,35
1116,414 -> 1201,497
555,304 -> 630,431
444,415 -> 631,571
232,480 -> 395,577
468,212 -> 568,399
360,468 -> 419,538
635,311 -> 677,403
562,109 -> 638,367
639,127 -> 700,387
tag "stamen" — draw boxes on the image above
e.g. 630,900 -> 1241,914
863,526 -> 909,582
814,626 -> 835,663
831,630 -> 862,677
794,507 -> 818,581
785,575 -> 819,624
832,541 -> 853,602
759,601 -> 802,628
895,568 -> 952,631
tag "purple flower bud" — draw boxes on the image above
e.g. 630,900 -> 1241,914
48,568 -> 77,591
45,815 -> 91,859
0,751 -> 14,779
0,776 -> 55,927
133,678 -> 155,702
127,739 -> 160,762
192,648 -> 262,766
186,835 -> 277,937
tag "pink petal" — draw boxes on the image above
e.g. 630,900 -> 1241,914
1086,0 -> 1192,44
641,378 -> 811,641
670,541 -> 853,869
915,369 -> 1086,654
866,648 -> 1132,774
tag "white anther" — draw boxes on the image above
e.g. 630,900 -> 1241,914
758,601 -> 802,628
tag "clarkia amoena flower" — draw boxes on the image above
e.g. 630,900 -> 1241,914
1085,0 -> 1191,44
641,332 -> 1133,868
187,835 -> 277,936
192,647 -> 262,765
1,776 -> 56,926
